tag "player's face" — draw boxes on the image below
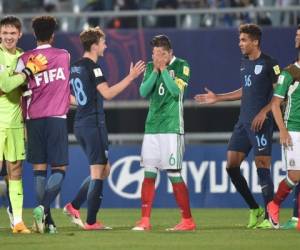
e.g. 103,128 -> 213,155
239,33 -> 258,56
295,29 -> 300,49
152,47 -> 173,63
96,38 -> 107,57
0,25 -> 21,52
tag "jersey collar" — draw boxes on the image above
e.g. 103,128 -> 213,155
35,44 -> 52,49
169,56 -> 176,66
295,62 -> 300,69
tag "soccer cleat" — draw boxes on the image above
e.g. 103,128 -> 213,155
267,201 -> 280,229
281,217 -> 298,229
83,221 -> 112,230
63,202 -> 84,228
6,207 -> 14,229
132,217 -> 151,231
12,222 -> 31,234
33,205 -> 45,233
166,218 -> 196,231
45,224 -> 58,234
255,219 -> 272,229
247,207 -> 264,228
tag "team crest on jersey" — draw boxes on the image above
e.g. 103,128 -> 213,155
183,66 -> 190,76
93,68 -> 103,77
277,75 -> 285,85
169,70 -> 175,79
254,65 -> 263,75
289,159 -> 295,167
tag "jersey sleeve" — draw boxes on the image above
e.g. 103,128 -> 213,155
268,58 -> 280,83
175,60 -> 190,91
142,63 -> 154,82
92,65 -> 106,86
273,70 -> 293,98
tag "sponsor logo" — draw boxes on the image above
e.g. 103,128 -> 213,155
240,68 -> 245,71
254,65 -> 263,75
108,156 -> 160,199
183,66 -> 189,76
35,67 -> 66,86
273,65 -> 280,75
93,68 -> 103,77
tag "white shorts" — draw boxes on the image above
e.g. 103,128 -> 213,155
282,131 -> 300,171
141,133 -> 184,170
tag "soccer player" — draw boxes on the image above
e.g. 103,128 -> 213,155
132,35 -> 196,231
277,25 -> 300,230
63,27 -> 145,230
18,16 -> 70,234
195,24 -> 280,229
267,25 -> 300,230
0,16 -> 47,233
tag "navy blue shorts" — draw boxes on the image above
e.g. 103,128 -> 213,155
74,125 -> 109,165
26,117 -> 69,165
228,118 -> 273,156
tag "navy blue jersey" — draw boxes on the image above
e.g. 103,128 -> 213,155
239,53 -> 280,123
70,58 -> 106,127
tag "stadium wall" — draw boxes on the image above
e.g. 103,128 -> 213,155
19,27 -> 297,100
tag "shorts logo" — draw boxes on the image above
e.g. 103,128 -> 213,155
258,147 -> 265,152
289,159 -> 295,167
254,65 -> 263,75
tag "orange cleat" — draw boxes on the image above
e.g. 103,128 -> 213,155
267,201 -> 280,229
132,217 -> 151,231
166,218 -> 196,231
83,221 -> 112,230
12,222 -> 31,234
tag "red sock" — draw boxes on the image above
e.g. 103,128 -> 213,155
274,179 -> 293,205
172,182 -> 192,219
141,178 -> 155,218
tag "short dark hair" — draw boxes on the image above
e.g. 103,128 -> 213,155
80,27 -> 105,52
239,23 -> 262,45
298,24 -> 300,30
0,16 -> 22,31
150,35 -> 172,51
32,16 -> 57,42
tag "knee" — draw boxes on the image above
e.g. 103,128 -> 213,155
101,164 -> 111,179
255,158 -> 270,168
8,162 -> 22,180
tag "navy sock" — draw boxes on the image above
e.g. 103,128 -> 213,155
227,167 -> 259,209
42,170 -> 65,215
86,179 -> 103,225
71,176 -> 91,210
34,170 -> 47,205
257,168 -> 274,219
293,184 -> 300,218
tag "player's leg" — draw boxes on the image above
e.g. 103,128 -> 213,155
227,122 -> 262,228
6,128 -> 30,233
268,132 -> 300,228
0,159 -> 13,228
161,134 -> 195,231
132,134 -> 160,231
248,119 -> 274,228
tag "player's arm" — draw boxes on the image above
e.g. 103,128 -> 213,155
97,60 -> 145,100
160,69 -> 181,97
0,70 -> 26,93
139,63 -> 158,98
70,95 -> 77,106
194,87 -> 242,104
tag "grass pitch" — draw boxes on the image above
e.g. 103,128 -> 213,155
0,208 -> 299,250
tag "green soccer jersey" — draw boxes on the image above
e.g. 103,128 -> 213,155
140,56 -> 190,134
0,44 -> 24,128
274,63 -> 300,131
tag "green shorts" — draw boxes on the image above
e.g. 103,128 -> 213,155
0,127 -> 25,162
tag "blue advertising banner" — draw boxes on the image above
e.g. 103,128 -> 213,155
5,143 -> 292,209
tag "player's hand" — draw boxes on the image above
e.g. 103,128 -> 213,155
22,54 -> 48,78
129,60 -> 145,80
251,111 -> 267,132
194,87 -> 218,104
279,128 -> 292,148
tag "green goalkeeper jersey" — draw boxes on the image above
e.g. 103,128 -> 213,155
140,56 -> 190,134
274,63 -> 300,131
0,44 -> 24,128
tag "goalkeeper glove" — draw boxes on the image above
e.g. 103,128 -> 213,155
22,54 -> 48,78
